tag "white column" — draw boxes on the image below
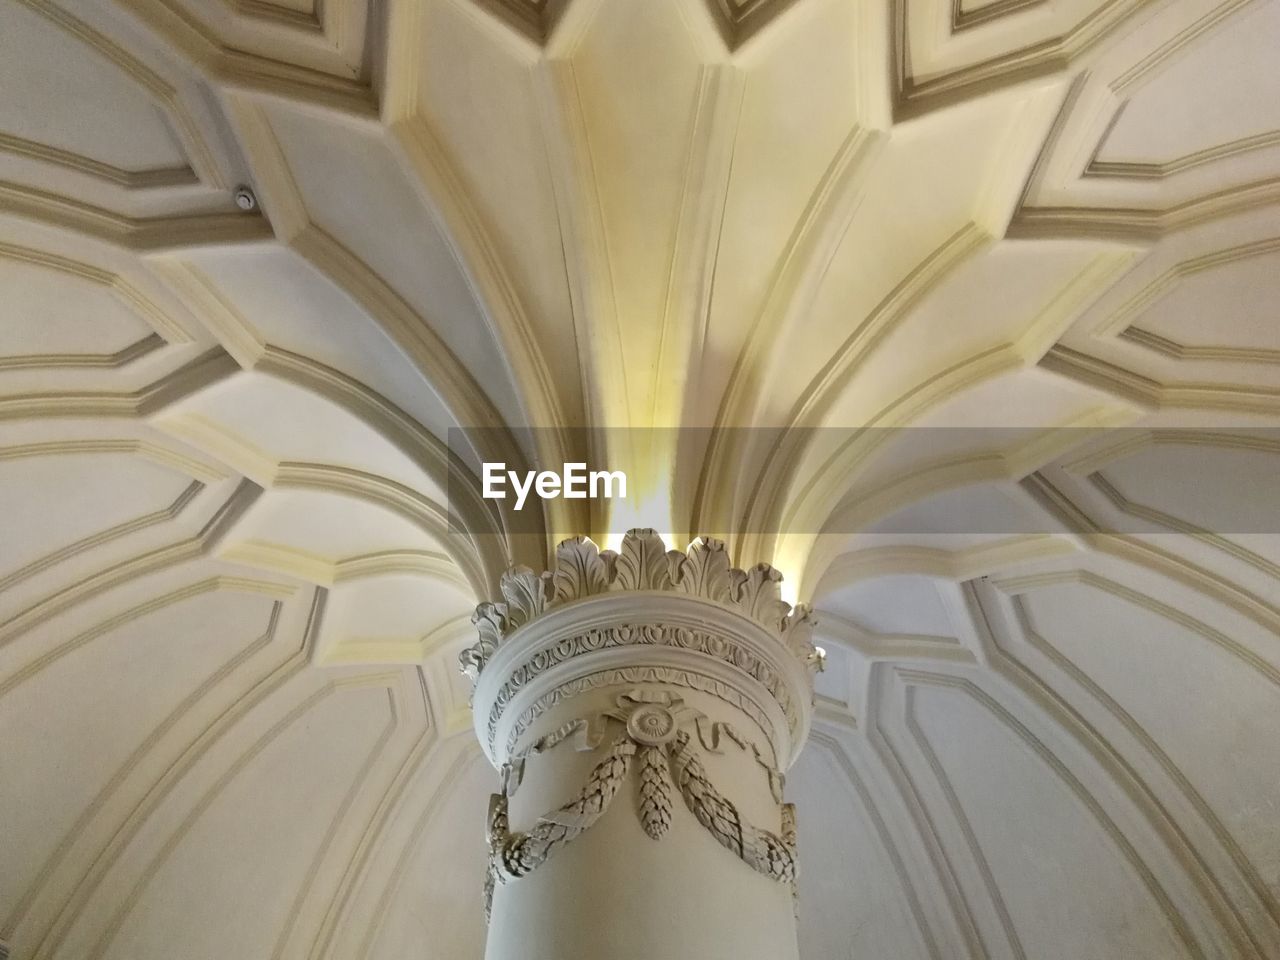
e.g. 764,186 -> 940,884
461,531 -> 820,960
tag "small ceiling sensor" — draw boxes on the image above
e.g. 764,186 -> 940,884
233,185 -> 258,212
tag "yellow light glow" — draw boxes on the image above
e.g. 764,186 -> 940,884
778,572 -> 800,606
601,432 -> 679,552
773,532 -> 813,605
603,482 -> 677,552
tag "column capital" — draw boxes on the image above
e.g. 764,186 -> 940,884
460,530 -> 822,770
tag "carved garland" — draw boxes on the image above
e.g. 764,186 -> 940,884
460,530 -> 822,683
483,690 -> 798,920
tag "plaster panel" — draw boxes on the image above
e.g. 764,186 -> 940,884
266,105 -> 528,430
0,3 -> 187,173
225,489 -> 443,561
367,755 -> 490,960
0,590 -> 279,921
100,681 -> 394,960
0,257 -> 155,358
192,247 -> 458,441
792,745 -> 933,960
821,574 -> 957,638
910,680 -> 1193,960
1100,441 -> 1280,536
1099,2 -> 1280,165
0,452 -> 193,582
1022,581 -> 1280,889
414,0 -> 580,418
1129,248 -> 1280,354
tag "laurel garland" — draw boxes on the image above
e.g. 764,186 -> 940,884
482,694 -> 798,922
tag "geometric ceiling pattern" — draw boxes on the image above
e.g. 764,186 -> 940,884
2,1 -> 1279,958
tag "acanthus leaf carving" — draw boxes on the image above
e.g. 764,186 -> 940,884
675,536 -> 733,602
781,603 -> 822,671
552,535 -> 609,603
731,563 -> 789,629
665,548 -> 688,590
460,531 -> 821,681
501,565 -> 552,627
613,527 -> 672,591
463,601 -> 510,682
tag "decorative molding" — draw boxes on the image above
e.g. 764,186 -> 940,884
0,180 -> 274,253
1039,344 -> 1280,415
502,663 -> 779,761
350,744 -> 480,960
467,0 -> 569,46
0,348 -> 239,423
0,479 -> 203,596
110,0 -> 378,117
13,0 -> 227,188
227,0 -> 323,32
151,261 -> 266,368
0,478 -> 263,650
694,125 -> 886,535
808,729 -> 947,960
951,0 -> 1046,32
1118,326 -> 1280,366
1111,0 -> 1259,96
485,624 -> 798,751
86,673 -> 401,960
1086,234 -> 1280,367
6,586 -> 322,953
1085,466 -> 1280,584
891,668 -> 1206,958
817,537 -> 1079,592
890,0 -> 1148,120
982,583 -> 1280,943
742,247 -> 1135,557
461,530 -> 820,682
1,593 -> 284,939
257,344 -> 510,593
0,439 -> 226,484
388,117 -> 574,493
703,0 -> 800,51
964,579 -> 1280,953
1086,129 -> 1280,181
0,334 -> 166,374
1008,177 -> 1280,243
1006,0 -> 1271,244
484,689 -> 797,918
992,568 -> 1280,692
0,131 -> 197,192
901,684 -> 1027,959
0,240 -> 196,344
4,1 -> 1280,954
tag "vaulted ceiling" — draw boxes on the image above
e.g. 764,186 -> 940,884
2,0 -> 1280,958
